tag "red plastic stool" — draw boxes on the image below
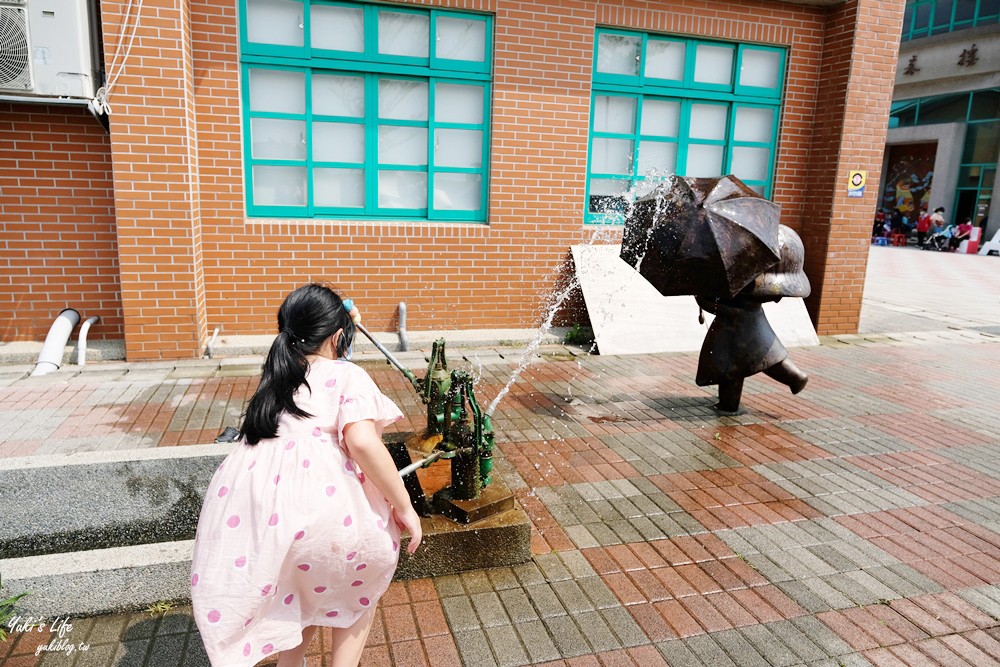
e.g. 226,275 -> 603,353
890,233 -> 907,247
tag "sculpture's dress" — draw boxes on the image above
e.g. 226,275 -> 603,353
694,296 -> 787,386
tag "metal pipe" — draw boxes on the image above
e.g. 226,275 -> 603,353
397,301 -> 409,352
31,308 -> 81,376
77,316 -> 100,366
398,450 -> 445,478
354,321 -> 419,389
205,327 -> 221,359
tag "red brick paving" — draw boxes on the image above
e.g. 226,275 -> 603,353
692,423 -> 831,466
847,451 -> 1000,503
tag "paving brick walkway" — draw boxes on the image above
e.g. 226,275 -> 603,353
3,330 -> 1000,666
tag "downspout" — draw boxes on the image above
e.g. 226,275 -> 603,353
77,316 -> 101,366
397,301 -> 409,352
31,309 -> 81,376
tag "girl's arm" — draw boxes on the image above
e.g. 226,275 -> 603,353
343,419 -> 423,554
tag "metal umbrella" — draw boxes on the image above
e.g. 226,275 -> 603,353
620,175 -> 782,298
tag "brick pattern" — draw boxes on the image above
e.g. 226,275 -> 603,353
0,103 -> 121,341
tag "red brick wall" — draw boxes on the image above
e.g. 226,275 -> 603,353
802,0 -> 905,334
12,0 -> 898,357
0,103 -> 121,341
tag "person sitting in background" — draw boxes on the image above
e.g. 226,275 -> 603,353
949,217 -> 973,251
929,206 -> 946,232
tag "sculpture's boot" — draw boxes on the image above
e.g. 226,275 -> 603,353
764,358 -> 808,394
715,378 -> 744,413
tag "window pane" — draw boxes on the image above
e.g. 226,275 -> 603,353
734,107 -> 774,143
959,165 -> 982,188
597,33 -> 640,76
251,118 -> 306,159
918,94 -> 968,123
313,74 -> 364,117
253,166 -> 306,206
315,168 -> 364,208
591,138 -> 633,175
933,0 -> 953,29
638,140 -> 677,176
685,144 -> 724,177
693,44 -> 734,86
689,104 -> 728,141
963,122 -> 1000,163
731,146 -> 770,182
435,129 -> 482,168
739,49 -> 781,90
311,4 -> 363,52
640,99 -> 680,137
970,90 -> 1000,121
378,11 -> 429,58
378,126 -> 428,166
588,178 -> 631,214
891,100 -> 919,127
954,0 -> 976,22
378,79 -> 428,120
645,40 -> 684,80
434,172 -> 482,210
435,83 -> 484,124
980,0 -> 1000,17
249,69 -> 305,114
913,2 -> 932,31
379,170 -> 428,208
313,122 -> 364,163
593,96 -> 636,134
246,0 -> 303,47
436,16 -> 486,62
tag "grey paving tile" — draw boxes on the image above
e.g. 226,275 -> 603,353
462,570 -> 496,595
581,576 -> 622,610
523,583 -> 568,619
738,623 -> 801,667
788,616 -> 856,657
486,567 -> 522,591
765,620 -> 829,663
544,614 -> 590,658
454,628 -> 497,667
498,587 -> 540,624
550,579 -> 595,614
600,605 -> 649,648
434,573 -> 465,598
575,609 -> 622,652
656,638 -> 706,667
442,595 -> 481,631
711,628 -> 770,667
513,620 -> 561,664
685,633 -> 738,667
485,624 -> 529,667
957,584 -> 1000,620
471,591 -> 511,628
939,444 -> 1000,480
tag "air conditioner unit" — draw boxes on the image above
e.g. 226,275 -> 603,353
0,0 -> 99,100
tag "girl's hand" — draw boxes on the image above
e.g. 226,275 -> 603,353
394,506 -> 423,554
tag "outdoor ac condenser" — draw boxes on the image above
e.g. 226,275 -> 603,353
0,0 -> 99,100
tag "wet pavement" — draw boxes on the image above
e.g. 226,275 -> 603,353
2,246 -> 1000,666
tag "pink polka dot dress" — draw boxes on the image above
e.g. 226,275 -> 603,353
191,359 -> 403,665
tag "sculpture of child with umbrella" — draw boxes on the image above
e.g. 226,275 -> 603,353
620,175 -> 810,413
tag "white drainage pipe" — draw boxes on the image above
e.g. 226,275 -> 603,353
31,308 -> 81,376
77,316 -> 100,366
205,327 -> 221,359
397,301 -> 409,352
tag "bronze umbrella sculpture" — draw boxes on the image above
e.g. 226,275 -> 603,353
620,175 -> 810,413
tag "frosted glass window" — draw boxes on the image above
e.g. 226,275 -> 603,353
314,168 -> 364,208
739,49 -> 781,90
640,100 -> 680,137
251,119 -> 306,159
591,138 -> 633,175
638,141 -> 677,176
694,44 -> 734,86
312,75 -> 364,117
734,107 -> 774,143
379,171 -> 428,208
597,33 -> 640,76
436,16 -> 486,62
313,122 -> 364,163
253,166 -> 306,206
593,96 -> 636,134
246,0 -> 303,47
435,83 -> 483,124
378,126 -> 428,165
249,69 -> 305,114
731,147 -> 770,182
589,179 -> 630,196
435,129 -> 482,168
685,144 -> 724,177
434,173 -> 482,210
689,104 -> 728,141
378,80 -> 428,120
378,11 -> 429,58
645,40 -> 685,80
311,5 -> 363,52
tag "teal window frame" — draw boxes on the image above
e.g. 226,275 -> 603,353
889,88 -> 1000,128
587,28 -> 785,224
239,0 -> 493,221
901,0 -> 1000,41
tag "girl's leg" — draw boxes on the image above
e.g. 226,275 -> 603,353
330,608 -> 377,667
276,625 -> 318,667
716,378 -> 744,413
763,358 -> 808,394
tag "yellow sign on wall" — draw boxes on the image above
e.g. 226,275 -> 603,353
848,170 -> 867,198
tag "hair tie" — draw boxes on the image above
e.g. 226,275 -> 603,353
283,328 -> 304,345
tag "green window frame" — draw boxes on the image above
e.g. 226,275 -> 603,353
901,0 -> 999,41
587,29 -> 785,224
240,0 -> 493,221
889,88 -> 1000,128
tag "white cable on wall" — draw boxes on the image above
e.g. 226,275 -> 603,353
93,0 -> 144,116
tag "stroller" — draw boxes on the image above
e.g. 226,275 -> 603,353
926,226 -> 951,251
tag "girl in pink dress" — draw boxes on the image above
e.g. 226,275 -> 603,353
191,284 -> 422,667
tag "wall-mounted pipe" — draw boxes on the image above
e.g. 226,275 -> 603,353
31,308 -> 81,376
397,301 -> 409,352
77,316 -> 100,366
205,327 -> 221,359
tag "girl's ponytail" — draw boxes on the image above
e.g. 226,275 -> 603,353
239,284 -> 354,445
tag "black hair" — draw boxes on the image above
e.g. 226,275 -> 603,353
240,283 -> 356,445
